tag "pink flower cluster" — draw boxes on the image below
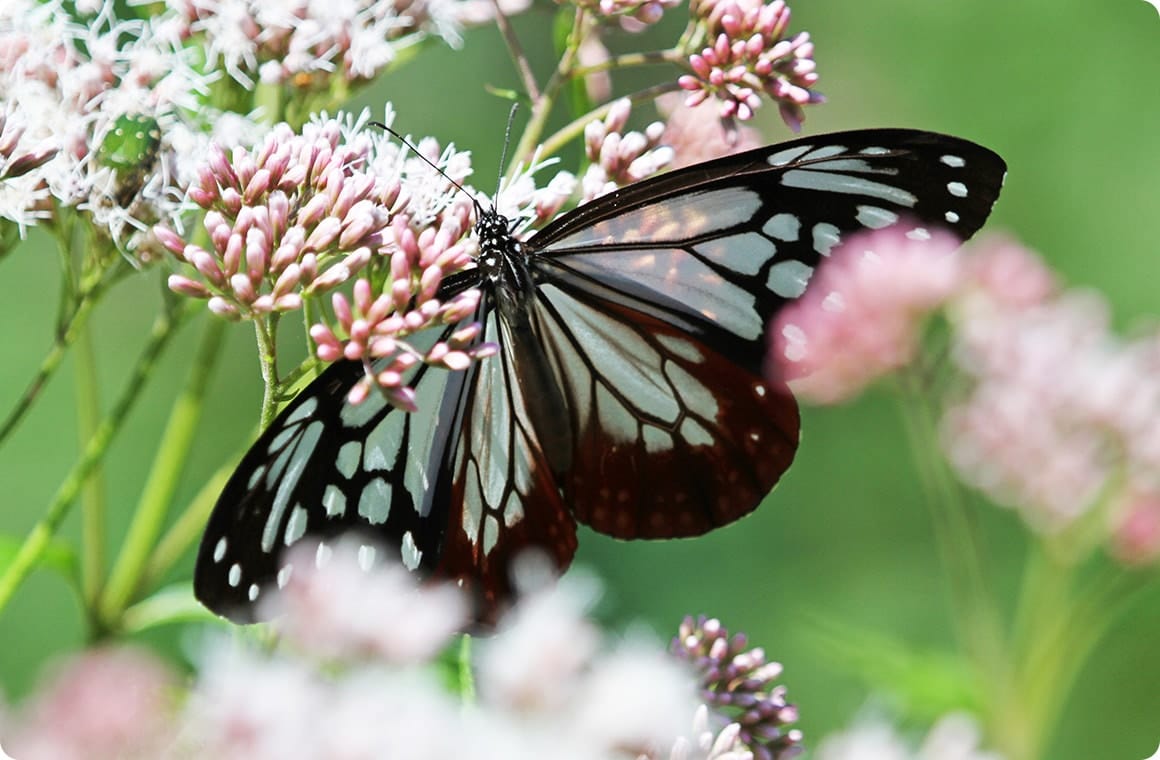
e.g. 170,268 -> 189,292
768,226 -> 962,404
945,240 -> 1160,550
158,118 -> 394,318
681,0 -> 821,129
766,228 -> 1160,562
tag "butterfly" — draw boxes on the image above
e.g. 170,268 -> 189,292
195,128 -> 1006,622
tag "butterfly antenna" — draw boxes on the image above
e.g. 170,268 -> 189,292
368,120 -> 485,218
494,103 -> 520,205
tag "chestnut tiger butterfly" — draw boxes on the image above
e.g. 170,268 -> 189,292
194,128 -> 1005,621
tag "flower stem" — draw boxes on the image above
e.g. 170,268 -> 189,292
98,315 -> 226,630
74,316 -> 107,610
0,279 -> 107,448
254,318 -> 281,428
0,303 -> 187,620
896,382 -> 1005,674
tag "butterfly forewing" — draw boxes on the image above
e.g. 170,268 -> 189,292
531,129 -> 1006,369
195,128 -> 1006,622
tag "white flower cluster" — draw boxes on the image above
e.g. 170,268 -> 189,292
0,0 -> 233,255
178,540 -> 701,759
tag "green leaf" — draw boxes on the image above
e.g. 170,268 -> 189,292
804,615 -> 983,722
119,583 -> 221,634
0,533 -> 79,585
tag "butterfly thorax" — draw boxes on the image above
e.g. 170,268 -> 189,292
474,207 -> 535,321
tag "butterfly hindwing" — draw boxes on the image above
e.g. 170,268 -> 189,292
533,282 -> 799,539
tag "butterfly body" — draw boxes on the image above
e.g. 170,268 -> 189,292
195,129 -> 1007,621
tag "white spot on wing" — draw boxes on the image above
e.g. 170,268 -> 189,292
503,491 -> 524,527
336,441 -> 362,479
284,504 -> 307,546
812,223 -> 841,256
363,412 -> 402,471
262,421 -> 324,552
277,565 -> 293,588
767,144 -> 812,166
782,169 -> 918,207
247,465 -> 266,490
801,144 -> 848,161
358,477 -> 391,524
283,396 -> 319,425
906,227 -> 932,241
940,154 -> 965,168
228,563 -> 241,587
339,389 -> 386,427
693,232 -> 777,276
323,484 -> 347,516
358,544 -> 376,570
680,418 -> 714,447
947,181 -> 968,198
483,515 -> 499,556
657,334 -> 704,363
643,425 -> 674,453
856,205 -> 899,229
945,210 -> 960,224
767,260 -> 813,298
248,583 -> 260,601
315,542 -> 332,568
763,213 -> 801,242
401,531 -> 422,570
213,537 -> 227,563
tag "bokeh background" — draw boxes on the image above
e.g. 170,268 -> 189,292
2,0 -> 1159,757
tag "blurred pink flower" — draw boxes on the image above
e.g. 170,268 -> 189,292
960,234 -> 1059,309
658,94 -> 762,169
6,646 -> 177,760
942,270 -> 1160,534
767,226 -> 962,404
266,537 -> 469,663
1110,489 -> 1160,566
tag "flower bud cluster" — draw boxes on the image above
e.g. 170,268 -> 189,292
568,0 -> 683,32
159,118 -> 394,318
681,0 -> 822,129
671,616 -> 803,760
582,99 -> 674,201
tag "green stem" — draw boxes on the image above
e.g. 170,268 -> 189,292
895,380 -> 1005,675
570,49 -> 684,79
457,634 -> 476,703
254,318 -> 280,428
74,317 -> 107,610
0,282 -> 104,448
0,305 -> 186,619
98,316 -> 226,629
508,8 -> 587,167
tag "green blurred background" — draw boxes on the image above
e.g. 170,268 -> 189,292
2,0 -> 1159,757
